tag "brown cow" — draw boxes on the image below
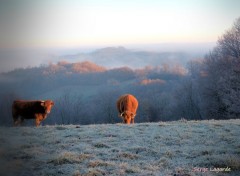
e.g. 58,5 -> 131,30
116,94 -> 138,124
12,100 -> 54,127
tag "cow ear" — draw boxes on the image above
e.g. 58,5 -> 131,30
40,102 -> 45,106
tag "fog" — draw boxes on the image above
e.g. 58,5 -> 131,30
0,48 -> 54,73
0,42 -> 215,73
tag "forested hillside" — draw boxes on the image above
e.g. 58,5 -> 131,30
0,60 -> 187,125
0,18 -> 239,126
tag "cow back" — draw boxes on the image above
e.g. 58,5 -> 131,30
12,100 -> 45,119
117,94 -> 138,114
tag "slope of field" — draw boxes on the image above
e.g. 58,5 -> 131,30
0,119 -> 239,176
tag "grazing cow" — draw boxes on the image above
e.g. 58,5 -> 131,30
12,100 -> 54,127
116,94 -> 138,124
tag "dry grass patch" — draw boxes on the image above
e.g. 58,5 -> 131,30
48,152 -> 91,165
117,152 -> 139,160
84,169 -> 107,176
88,160 -> 114,168
125,167 -> 141,174
157,157 -> 170,168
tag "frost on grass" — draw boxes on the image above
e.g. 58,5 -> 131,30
0,119 -> 239,175
48,152 -> 92,165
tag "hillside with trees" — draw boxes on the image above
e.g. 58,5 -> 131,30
185,17 -> 240,120
59,46 -> 194,69
0,60 -> 187,125
0,17 -> 239,126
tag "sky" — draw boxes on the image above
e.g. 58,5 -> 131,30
0,0 -> 240,49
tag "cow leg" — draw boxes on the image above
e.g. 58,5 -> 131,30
13,118 -> 24,126
13,117 -> 19,126
35,115 -> 42,127
42,114 -> 47,121
35,114 -> 44,127
35,118 -> 41,127
131,118 -> 134,124
13,117 -> 24,126
12,110 -> 19,126
13,118 -> 19,126
18,117 -> 24,126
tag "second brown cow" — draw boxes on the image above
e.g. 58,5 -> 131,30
116,94 -> 138,124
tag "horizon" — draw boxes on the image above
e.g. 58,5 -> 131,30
0,0 -> 239,72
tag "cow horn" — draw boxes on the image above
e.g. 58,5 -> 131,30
120,112 -> 124,117
40,101 -> 45,106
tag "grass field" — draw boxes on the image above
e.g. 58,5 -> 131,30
0,119 -> 239,176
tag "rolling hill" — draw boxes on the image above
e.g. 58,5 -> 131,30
0,119 -> 239,176
59,47 -> 195,69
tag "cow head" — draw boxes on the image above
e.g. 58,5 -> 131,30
120,111 -> 135,124
41,100 -> 54,114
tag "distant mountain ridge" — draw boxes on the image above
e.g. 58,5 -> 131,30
59,46 -> 195,68
0,43 -> 215,73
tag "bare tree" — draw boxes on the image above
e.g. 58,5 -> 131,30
202,17 -> 240,119
96,90 -> 120,124
54,90 -> 86,124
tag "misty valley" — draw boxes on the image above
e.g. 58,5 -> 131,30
0,59 -> 189,126
0,17 -> 240,126
0,48 -> 238,126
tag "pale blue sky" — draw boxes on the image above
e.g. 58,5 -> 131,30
0,0 -> 239,48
